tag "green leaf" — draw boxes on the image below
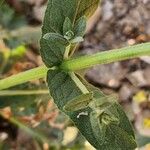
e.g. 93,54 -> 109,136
41,33 -> 69,67
63,17 -> 73,36
47,70 -> 100,148
40,0 -> 99,67
41,0 -> 99,35
108,125 -> 137,149
90,110 -> 107,144
74,16 -> 86,37
89,91 -> 136,149
43,33 -> 66,43
70,36 -> 84,44
47,70 -> 137,149
63,16 -> 86,42
64,30 -> 75,41
63,92 -> 93,112
47,70 -> 84,108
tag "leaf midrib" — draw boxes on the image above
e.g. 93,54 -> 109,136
72,0 -> 82,26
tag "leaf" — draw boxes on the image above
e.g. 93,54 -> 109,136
47,70 -> 100,148
108,125 -> 137,150
41,33 -> 69,67
74,16 -> 86,37
47,70 -> 137,149
43,32 -> 69,65
70,36 -> 84,44
90,110 -> 107,144
40,0 -> 99,67
43,33 -> 65,42
63,92 -> 93,112
89,91 -> 136,149
41,0 -> 99,35
47,70 -> 84,109
63,17 -> 73,36
63,16 -> 86,42
64,30 -> 75,41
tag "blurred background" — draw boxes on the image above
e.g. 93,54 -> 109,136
0,0 -> 150,149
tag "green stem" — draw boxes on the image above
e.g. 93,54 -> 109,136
0,90 -> 49,96
70,72 -> 89,94
0,43 -> 150,90
0,66 -> 48,90
61,42 -> 150,71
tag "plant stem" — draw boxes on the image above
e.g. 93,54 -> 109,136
60,42 -> 150,71
0,90 -> 49,96
0,42 -> 150,90
0,66 -> 48,90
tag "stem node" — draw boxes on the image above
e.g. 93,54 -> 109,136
0,42 -> 150,90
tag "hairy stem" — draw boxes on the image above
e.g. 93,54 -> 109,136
0,90 -> 49,96
0,66 -> 48,90
0,42 -> 150,90
60,42 -> 150,71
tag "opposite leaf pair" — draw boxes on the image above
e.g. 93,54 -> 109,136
43,16 -> 86,46
40,16 -> 86,67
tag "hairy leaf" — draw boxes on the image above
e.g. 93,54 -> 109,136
63,17 -> 73,36
47,70 -> 100,148
47,70 -> 137,149
90,110 -> 107,144
70,36 -> 84,44
47,70 -> 84,108
40,0 -> 99,67
40,33 -> 69,67
89,91 -> 136,149
41,0 -> 99,35
63,92 -> 93,112
74,16 -> 86,37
